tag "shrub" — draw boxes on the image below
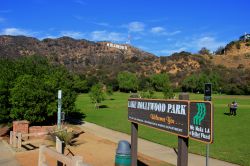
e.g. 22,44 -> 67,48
162,85 -> 174,99
140,90 -> 154,99
245,42 -> 250,47
245,53 -> 250,58
49,128 -> 75,146
236,42 -> 241,49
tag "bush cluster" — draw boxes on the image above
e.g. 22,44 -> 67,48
0,56 -> 77,124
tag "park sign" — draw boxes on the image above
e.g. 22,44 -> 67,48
128,98 -> 189,137
189,101 -> 213,143
128,98 -> 214,143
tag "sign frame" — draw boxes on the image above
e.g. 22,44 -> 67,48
128,98 -> 190,138
188,101 -> 213,144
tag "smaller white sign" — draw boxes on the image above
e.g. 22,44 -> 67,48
58,90 -> 62,99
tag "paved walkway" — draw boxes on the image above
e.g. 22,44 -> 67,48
80,122 -> 239,166
0,140 -> 19,166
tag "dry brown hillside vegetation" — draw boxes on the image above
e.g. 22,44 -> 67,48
0,35 -> 212,72
213,40 -> 250,69
0,35 -> 250,89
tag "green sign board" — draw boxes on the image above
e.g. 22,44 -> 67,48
128,98 -> 189,137
189,101 -> 213,143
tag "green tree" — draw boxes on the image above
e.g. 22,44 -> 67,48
162,85 -> 174,99
215,46 -> 225,55
182,71 -> 221,93
198,47 -> 210,55
117,72 -> 138,92
73,74 -> 89,93
106,85 -> 113,99
89,84 -> 105,109
182,75 -> 198,92
0,59 -> 17,123
10,75 -> 55,123
150,73 -> 171,91
0,55 -> 77,124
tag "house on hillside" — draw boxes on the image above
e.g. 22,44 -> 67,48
239,33 -> 250,41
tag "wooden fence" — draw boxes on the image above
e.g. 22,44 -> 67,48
10,131 -> 48,149
38,145 -> 88,166
9,129 -> 67,149
10,131 -> 89,166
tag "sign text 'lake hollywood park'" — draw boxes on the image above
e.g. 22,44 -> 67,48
128,98 -> 213,143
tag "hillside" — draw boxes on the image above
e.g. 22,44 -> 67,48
0,35 -> 210,74
1,35 -> 250,86
213,40 -> 250,69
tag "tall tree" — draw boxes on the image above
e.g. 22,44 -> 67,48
89,83 -> 105,109
150,73 -> 171,91
0,55 -> 77,124
117,71 -> 138,92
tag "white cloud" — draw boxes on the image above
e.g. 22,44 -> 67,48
91,30 -> 126,42
167,30 -> 181,36
196,36 -> 225,51
157,47 -> 187,55
0,28 -> 35,36
151,27 -> 165,34
150,26 -> 181,36
128,21 -> 145,32
60,31 -> 85,39
170,35 -> 226,53
40,35 -> 59,39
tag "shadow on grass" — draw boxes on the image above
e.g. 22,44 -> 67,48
224,112 -> 231,116
65,111 -> 86,125
99,105 -> 109,108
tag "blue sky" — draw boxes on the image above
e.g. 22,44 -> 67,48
0,0 -> 249,56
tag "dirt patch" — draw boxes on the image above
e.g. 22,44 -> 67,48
15,125 -> 173,166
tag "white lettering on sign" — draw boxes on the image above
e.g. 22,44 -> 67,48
167,104 -> 186,115
107,43 -> 128,50
128,100 -> 187,115
189,124 -> 211,140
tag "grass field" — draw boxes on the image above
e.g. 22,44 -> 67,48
76,92 -> 250,166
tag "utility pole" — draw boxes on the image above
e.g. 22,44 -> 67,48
204,83 -> 212,166
57,90 -> 62,129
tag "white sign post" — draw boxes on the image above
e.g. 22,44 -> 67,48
57,90 -> 62,129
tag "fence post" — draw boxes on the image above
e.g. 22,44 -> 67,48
56,136 -> 64,166
131,122 -> 138,166
13,132 -> 17,148
10,131 -> 13,145
38,145 -> 47,166
17,133 -> 22,149
177,93 -> 189,166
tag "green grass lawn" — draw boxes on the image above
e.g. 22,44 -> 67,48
76,92 -> 250,166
